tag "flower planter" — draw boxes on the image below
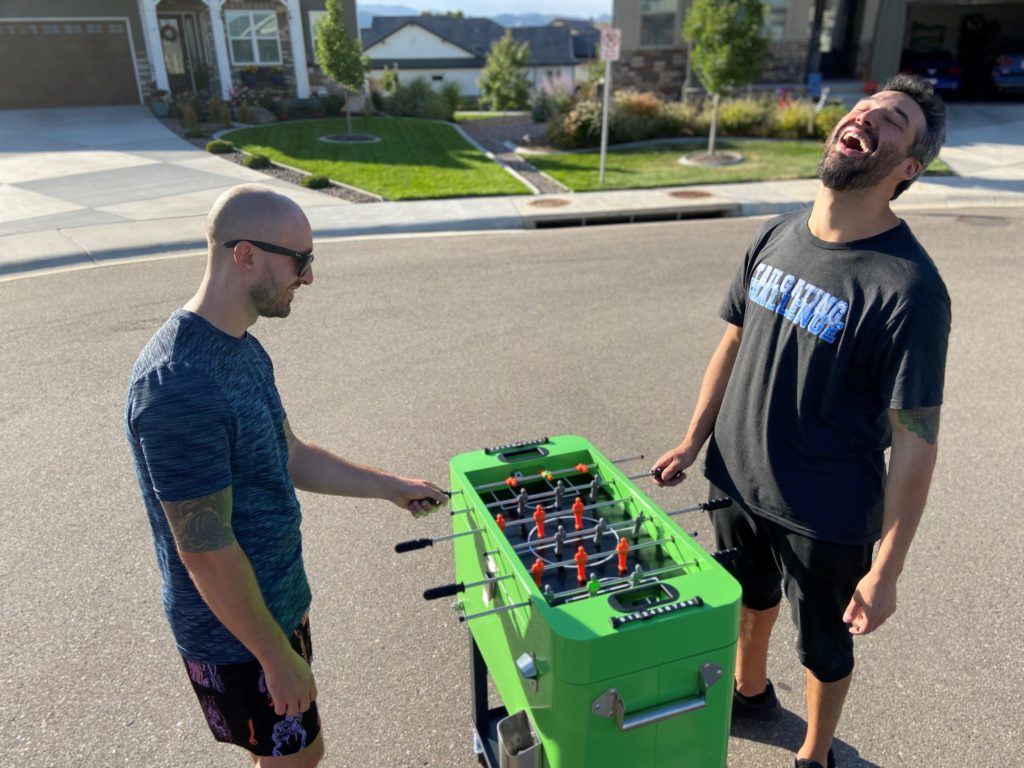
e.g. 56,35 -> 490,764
150,101 -> 170,117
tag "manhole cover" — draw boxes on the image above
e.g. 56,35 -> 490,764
529,198 -> 571,208
318,133 -> 381,144
669,189 -> 712,199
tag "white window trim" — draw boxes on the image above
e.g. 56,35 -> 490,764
225,9 -> 282,66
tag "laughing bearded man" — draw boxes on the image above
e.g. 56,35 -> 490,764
652,75 -> 950,768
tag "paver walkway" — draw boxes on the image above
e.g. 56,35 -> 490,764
457,114 -> 570,194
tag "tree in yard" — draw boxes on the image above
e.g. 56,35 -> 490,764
478,31 -> 531,112
315,0 -> 370,134
683,0 -> 768,159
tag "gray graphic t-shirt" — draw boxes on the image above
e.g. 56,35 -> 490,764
705,208 -> 951,544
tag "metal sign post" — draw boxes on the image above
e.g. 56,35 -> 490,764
598,28 -> 621,185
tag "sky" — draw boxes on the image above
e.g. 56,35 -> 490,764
380,1 -> 612,18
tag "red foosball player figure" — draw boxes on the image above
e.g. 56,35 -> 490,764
533,504 -> 546,538
504,476 -> 518,489
616,537 -> 630,575
574,545 -> 588,585
575,463 -> 590,474
495,513 -> 506,532
531,557 -> 545,587
572,496 -> 585,531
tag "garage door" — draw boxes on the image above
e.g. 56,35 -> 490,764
0,20 -> 140,109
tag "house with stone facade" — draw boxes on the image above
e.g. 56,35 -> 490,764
0,0 -> 360,109
610,0 -> 1023,100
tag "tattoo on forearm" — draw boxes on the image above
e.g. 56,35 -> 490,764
897,407 -> 941,445
283,418 -> 296,452
163,487 -> 235,553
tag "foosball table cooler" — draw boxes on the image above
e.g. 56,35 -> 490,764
398,436 -> 742,768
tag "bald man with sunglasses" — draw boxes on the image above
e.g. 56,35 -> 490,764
125,184 -> 447,767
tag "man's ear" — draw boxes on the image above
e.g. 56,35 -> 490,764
231,241 -> 256,273
900,157 -> 923,182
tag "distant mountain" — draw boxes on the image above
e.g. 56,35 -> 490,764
358,4 -> 419,29
357,5 -> 610,30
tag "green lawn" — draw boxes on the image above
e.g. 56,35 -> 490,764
222,116 -> 529,200
528,139 -> 955,192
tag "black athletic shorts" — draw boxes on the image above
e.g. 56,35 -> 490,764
709,485 -> 874,682
182,615 -> 321,757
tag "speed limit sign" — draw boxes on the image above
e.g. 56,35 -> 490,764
600,28 -> 622,62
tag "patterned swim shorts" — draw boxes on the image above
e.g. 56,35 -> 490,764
181,616 -> 321,757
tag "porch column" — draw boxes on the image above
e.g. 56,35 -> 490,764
138,0 -> 170,92
202,0 -> 235,100
869,0 -> 907,83
282,0 -> 311,98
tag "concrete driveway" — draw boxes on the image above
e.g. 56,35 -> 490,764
0,106 -> 344,271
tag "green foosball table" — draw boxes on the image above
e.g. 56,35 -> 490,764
398,436 -> 742,768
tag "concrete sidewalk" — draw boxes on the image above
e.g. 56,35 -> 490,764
2,103 -> 1023,280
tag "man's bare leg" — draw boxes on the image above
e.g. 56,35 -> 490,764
734,604 -> 780,696
797,671 -> 851,765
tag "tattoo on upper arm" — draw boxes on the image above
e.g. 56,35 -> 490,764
283,418 -> 296,452
896,407 -> 941,445
162,486 -> 235,553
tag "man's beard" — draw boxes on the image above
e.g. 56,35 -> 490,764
818,128 -> 904,192
249,270 -> 293,318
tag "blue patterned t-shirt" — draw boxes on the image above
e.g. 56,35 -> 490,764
125,310 -> 312,663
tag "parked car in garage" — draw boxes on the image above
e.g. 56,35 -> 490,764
992,43 -> 1024,93
900,49 -> 962,95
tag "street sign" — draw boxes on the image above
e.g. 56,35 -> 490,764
600,28 -> 622,62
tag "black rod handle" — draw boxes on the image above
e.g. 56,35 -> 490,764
712,547 -> 741,565
702,497 -> 733,512
423,583 -> 463,600
395,538 -> 433,553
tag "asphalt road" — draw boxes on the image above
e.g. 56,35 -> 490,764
2,210 -> 1022,768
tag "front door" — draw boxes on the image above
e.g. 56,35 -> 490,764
158,14 -> 204,94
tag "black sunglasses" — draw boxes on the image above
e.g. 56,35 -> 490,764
224,239 -> 314,277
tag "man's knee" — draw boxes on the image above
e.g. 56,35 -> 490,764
255,732 -> 325,768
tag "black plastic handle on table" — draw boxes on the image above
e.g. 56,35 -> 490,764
394,538 -> 433,553
712,547 -> 741,564
423,583 -> 463,600
702,497 -> 733,512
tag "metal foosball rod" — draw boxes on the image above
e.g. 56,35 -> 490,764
664,497 -> 732,517
458,600 -> 531,623
394,527 -> 484,552
449,453 -> 646,496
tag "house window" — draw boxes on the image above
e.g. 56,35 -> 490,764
309,10 -> 326,52
226,10 -> 282,65
640,0 -> 676,48
764,0 -> 788,42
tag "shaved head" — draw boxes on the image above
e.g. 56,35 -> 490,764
206,184 -> 310,249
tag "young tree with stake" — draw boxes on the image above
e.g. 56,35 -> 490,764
315,0 -> 369,135
683,0 -> 768,159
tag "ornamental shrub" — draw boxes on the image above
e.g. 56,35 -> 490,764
302,173 -> 331,189
775,99 -> 816,138
657,101 -> 705,137
545,99 -> 603,149
382,77 -> 454,121
183,127 -> 207,139
716,97 -> 773,136
206,139 -> 234,154
531,91 -> 572,123
814,103 -> 848,139
610,90 -> 665,143
243,153 -> 271,169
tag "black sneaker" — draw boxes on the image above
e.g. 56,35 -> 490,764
794,748 -> 836,768
731,679 -> 781,720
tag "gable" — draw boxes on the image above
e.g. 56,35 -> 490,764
364,23 -> 475,60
